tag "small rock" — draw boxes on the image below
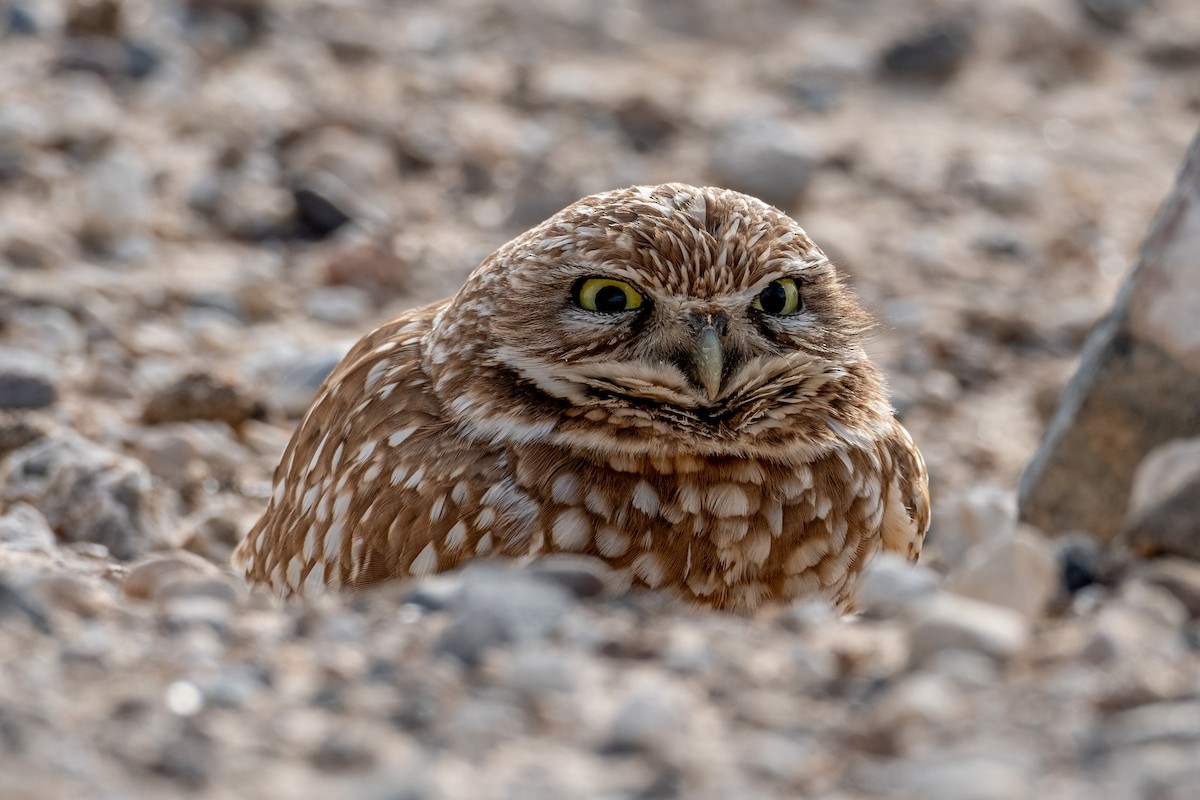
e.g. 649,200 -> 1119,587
0,579 -> 51,634
291,177 -> 354,240
123,552 -> 222,600
142,371 -> 264,428
856,551 -> 940,617
1123,436 -> 1200,560
0,347 -> 59,410
1053,531 -> 1116,596
435,566 -> 574,666
322,238 -> 411,299
524,554 -> 615,599
947,527 -> 1057,620
435,608 -> 508,668
65,0 -> 123,37
0,502 -> 56,553
302,286 -> 373,327
1133,558 -> 1200,617
908,594 -> 1030,666
879,20 -> 972,83
1077,0 -> 1147,30
77,146 -> 154,250
0,412 -> 46,455
1082,584 -> 1187,664
708,118 -> 819,210
606,679 -> 691,754
1103,700 -> 1200,748
928,486 -> 1016,570
3,433 -> 172,560
28,573 -> 114,618
876,673 -> 967,730
258,346 -> 349,418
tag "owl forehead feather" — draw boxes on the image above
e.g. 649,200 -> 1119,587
500,184 -> 828,297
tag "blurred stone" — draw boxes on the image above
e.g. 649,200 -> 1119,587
523,554 -> 614,599
606,679 -> 691,754
1123,436 -> 1200,560
928,486 -> 1016,570
124,552 -> 222,600
29,573 -> 114,618
612,96 -> 678,153
0,347 -> 58,409
322,238 -> 411,299
0,579 -> 51,634
1103,700 -> 1200,748
302,286 -> 373,327
1133,558 -> 1200,617
2,433 -> 173,560
56,37 -> 161,82
77,146 -> 154,250
908,594 -> 1030,666
1052,531 -> 1118,598
946,527 -> 1057,621
708,118 -> 819,210
0,412 -> 46,455
65,0 -> 123,37
0,502 -> 56,553
856,551 -> 940,617
260,346 -> 349,418
142,371 -> 264,428
879,20 -> 972,83
1077,0 -> 1148,31
1020,129 -> 1200,543
1082,585 -> 1187,664
291,178 -> 354,240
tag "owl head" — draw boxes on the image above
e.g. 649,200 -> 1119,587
426,183 -> 888,458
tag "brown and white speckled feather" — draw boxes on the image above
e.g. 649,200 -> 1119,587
234,184 -> 929,612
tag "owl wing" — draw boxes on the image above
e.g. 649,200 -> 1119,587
234,304 -> 538,597
877,418 -> 931,561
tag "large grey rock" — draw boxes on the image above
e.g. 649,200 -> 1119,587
1122,436 -> 1200,560
1019,129 -> 1200,543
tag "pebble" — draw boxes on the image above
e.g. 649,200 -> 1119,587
3,433 -> 172,560
255,345 -> 350,418
907,594 -> 1030,666
1133,558 -> 1200,618
1124,436 -> 1200,561
0,347 -> 59,409
123,552 -> 223,601
947,527 -> 1057,620
29,573 -> 115,618
878,20 -> 972,82
606,678 -> 691,754
141,371 -> 264,428
928,486 -> 1016,571
856,550 -> 940,617
302,286 -> 374,327
0,502 -> 56,553
1076,0 -> 1148,30
708,117 -> 819,210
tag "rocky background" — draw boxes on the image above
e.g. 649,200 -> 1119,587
1,0 -> 1199,797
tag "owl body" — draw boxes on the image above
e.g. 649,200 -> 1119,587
235,184 -> 929,612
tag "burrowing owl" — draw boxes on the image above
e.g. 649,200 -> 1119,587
234,184 -> 929,612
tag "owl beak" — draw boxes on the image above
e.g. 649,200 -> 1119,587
692,325 -> 724,402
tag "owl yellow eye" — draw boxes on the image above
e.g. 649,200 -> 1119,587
752,278 -> 802,316
573,278 -> 644,313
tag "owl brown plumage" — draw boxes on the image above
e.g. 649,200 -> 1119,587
234,184 -> 929,612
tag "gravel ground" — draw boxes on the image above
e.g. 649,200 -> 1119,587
1,0 -> 1199,797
